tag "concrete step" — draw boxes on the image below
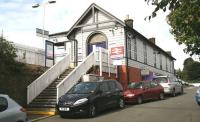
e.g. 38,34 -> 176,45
33,99 -> 56,103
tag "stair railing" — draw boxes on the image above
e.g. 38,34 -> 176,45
27,55 -> 70,104
56,52 -> 96,103
95,47 -> 116,76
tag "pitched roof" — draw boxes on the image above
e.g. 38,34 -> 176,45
66,3 -> 125,38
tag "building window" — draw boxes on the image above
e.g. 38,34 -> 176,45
127,34 -> 132,59
166,57 -> 168,71
133,38 -> 137,60
143,42 -> 147,64
160,54 -> 162,70
128,38 -> 131,58
153,50 -> 156,67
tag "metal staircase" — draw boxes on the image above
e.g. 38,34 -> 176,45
27,68 -> 74,114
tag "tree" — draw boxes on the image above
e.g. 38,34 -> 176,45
145,0 -> 200,56
182,57 -> 200,82
175,68 -> 183,79
0,35 -> 17,76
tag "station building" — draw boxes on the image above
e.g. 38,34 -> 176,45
49,3 -> 176,88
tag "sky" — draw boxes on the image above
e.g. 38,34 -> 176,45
0,0 -> 197,69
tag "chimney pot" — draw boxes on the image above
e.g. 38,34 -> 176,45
124,15 -> 133,28
149,37 -> 156,44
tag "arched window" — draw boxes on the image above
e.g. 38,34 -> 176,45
87,33 -> 107,54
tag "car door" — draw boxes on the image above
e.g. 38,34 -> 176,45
150,81 -> 160,99
98,82 -> 111,110
0,96 -> 13,122
107,81 -> 119,107
142,82 -> 152,100
174,80 -> 182,93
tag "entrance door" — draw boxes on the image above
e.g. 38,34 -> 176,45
87,33 -> 107,55
88,42 -> 107,54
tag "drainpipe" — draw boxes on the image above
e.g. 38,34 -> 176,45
73,39 -> 78,67
124,27 -> 129,87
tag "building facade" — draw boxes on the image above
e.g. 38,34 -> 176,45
49,3 -> 175,88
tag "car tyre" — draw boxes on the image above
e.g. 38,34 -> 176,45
198,102 -> 200,106
181,87 -> 184,94
172,89 -> 176,97
88,104 -> 96,117
119,98 -> 125,109
59,113 -> 67,118
137,96 -> 143,104
159,92 -> 165,100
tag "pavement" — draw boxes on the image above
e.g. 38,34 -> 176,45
27,114 -> 53,122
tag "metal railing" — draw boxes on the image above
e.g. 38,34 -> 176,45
96,47 -> 116,75
27,55 -> 70,104
56,52 -> 96,103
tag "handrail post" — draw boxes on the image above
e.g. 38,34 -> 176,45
99,48 -> 102,76
108,50 -> 111,77
93,45 -> 96,64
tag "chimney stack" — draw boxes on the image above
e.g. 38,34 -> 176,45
124,15 -> 133,28
166,51 -> 172,56
149,37 -> 156,44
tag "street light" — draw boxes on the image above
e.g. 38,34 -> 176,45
32,0 -> 56,67
32,0 -> 56,42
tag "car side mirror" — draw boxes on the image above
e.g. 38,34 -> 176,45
0,104 -> 8,112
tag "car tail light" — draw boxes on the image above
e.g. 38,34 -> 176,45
20,107 -> 27,113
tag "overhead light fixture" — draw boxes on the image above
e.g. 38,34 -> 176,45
48,1 -> 56,4
32,4 -> 40,8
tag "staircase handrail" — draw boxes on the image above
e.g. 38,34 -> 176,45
56,52 -> 95,103
27,55 -> 70,104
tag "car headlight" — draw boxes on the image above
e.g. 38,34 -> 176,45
126,94 -> 135,97
73,98 -> 88,106
196,89 -> 200,94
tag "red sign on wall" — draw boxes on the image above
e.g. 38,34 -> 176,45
110,46 -> 124,59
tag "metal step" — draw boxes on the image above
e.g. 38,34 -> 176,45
29,104 -> 56,108
30,101 -> 56,105
33,99 -> 56,103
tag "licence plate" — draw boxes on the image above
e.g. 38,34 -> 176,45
59,107 -> 70,111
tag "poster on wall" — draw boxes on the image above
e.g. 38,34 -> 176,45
45,40 -> 54,60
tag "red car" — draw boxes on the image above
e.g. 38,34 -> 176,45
124,81 -> 164,104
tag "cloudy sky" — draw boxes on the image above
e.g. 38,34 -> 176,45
0,0 -> 194,69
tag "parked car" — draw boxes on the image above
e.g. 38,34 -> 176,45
177,79 -> 189,86
123,81 -> 164,104
195,86 -> 200,105
57,80 -> 124,118
153,76 -> 183,97
0,94 -> 27,122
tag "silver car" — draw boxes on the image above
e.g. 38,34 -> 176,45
153,76 -> 183,97
0,94 -> 27,122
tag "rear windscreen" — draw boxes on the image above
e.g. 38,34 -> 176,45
153,77 -> 168,83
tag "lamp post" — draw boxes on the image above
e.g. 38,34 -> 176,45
32,1 -> 56,67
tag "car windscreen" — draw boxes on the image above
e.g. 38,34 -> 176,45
128,82 -> 143,89
68,82 -> 98,94
153,77 -> 168,83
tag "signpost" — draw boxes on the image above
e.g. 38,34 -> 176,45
110,45 -> 125,78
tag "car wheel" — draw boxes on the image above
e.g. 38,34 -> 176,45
59,113 -> 67,118
181,87 -> 184,94
119,98 -> 125,109
159,92 -> 165,100
172,89 -> 176,97
88,104 -> 96,117
137,96 -> 143,104
198,102 -> 200,106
